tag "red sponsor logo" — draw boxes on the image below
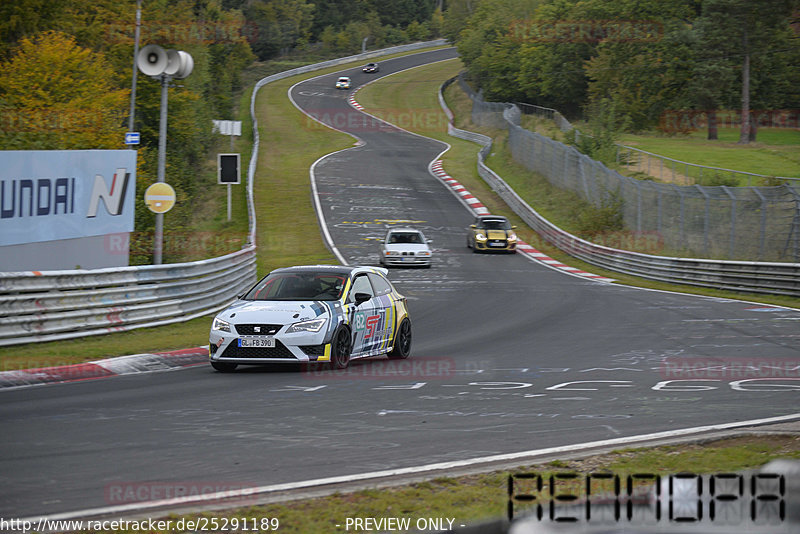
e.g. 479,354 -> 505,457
365,315 -> 380,339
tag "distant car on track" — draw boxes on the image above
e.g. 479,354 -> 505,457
209,265 -> 412,372
467,215 -> 518,253
379,228 -> 432,268
335,76 -> 351,89
362,62 -> 380,73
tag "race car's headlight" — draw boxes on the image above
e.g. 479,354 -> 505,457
212,317 -> 231,333
508,232 -> 518,241
475,233 -> 487,241
286,318 -> 327,333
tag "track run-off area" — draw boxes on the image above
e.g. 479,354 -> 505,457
2,47 -> 799,521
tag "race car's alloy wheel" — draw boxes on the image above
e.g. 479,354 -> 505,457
388,318 -> 412,360
330,327 -> 352,369
211,361 -> 238,373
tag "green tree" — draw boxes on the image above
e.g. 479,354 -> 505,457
0,31 -> 128,149
695,0 -> 798,143
243,0 -> 314,60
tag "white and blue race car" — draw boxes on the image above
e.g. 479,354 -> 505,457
209,265 -> 411,371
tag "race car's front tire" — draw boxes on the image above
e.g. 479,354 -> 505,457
330,327 -> 352,370
388,318 -> 412,360
211,361 -> 237,373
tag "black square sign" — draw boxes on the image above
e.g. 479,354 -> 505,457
218,153 -> 240,184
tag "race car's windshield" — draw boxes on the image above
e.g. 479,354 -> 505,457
388,232 -> 423,244
244,273 -> 346,301
480,218 -> 511,230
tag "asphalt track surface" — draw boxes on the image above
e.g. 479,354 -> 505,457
2,48 -> 799,520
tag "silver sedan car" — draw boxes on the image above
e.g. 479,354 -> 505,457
378,228 -> 432,268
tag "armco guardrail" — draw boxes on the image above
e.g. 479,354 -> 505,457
0,40 -> 448,347
439,76 -> 800,297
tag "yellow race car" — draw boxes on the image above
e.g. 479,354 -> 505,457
467,215 -> 518,253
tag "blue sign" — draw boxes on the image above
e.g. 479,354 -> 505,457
124,132 -> 140,145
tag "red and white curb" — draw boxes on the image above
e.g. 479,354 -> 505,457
348,93 -> 364,111
430,160 -> 491,215
0,347 -> 209,390
430,159 -> 615,283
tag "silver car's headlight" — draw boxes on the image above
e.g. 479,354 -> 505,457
385,250 -> 400,256
417,251 -> 431,257
286,318 -> 327,333
212,317 -> 231,333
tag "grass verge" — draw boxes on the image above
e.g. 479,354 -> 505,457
618,128 -> 800,183
82,435 -> 800,534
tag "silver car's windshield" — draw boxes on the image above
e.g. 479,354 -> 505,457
244,273 -> 346,301
387,232 -> 423,244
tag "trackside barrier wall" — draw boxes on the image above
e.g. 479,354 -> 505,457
439,76 -> 800,298
0,40 -> 448,347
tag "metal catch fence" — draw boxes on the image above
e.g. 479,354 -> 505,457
458,76 -> 800,262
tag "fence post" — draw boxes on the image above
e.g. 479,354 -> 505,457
753,188 -> 767,261
721,186 -> 737,259
695,185 -> 711,256
784,184 -> 800,261
635,179 -> 643,233
673,184 -> 686,248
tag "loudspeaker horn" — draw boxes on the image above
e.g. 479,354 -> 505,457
174,50 -> 194,79
137,44 -> 168,76
163,49 -> 180,76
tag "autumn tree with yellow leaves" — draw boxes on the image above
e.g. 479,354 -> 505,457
0,31 -> 128,150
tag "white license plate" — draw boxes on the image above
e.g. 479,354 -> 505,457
238,337 -> 275,348
401,256 -> 414,261
489,242 -> 506,247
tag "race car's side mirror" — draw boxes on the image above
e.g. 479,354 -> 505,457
354,292 -> 371,306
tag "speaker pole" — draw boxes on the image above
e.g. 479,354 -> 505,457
154,73 -> 169,265
127,0 -> 142,144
